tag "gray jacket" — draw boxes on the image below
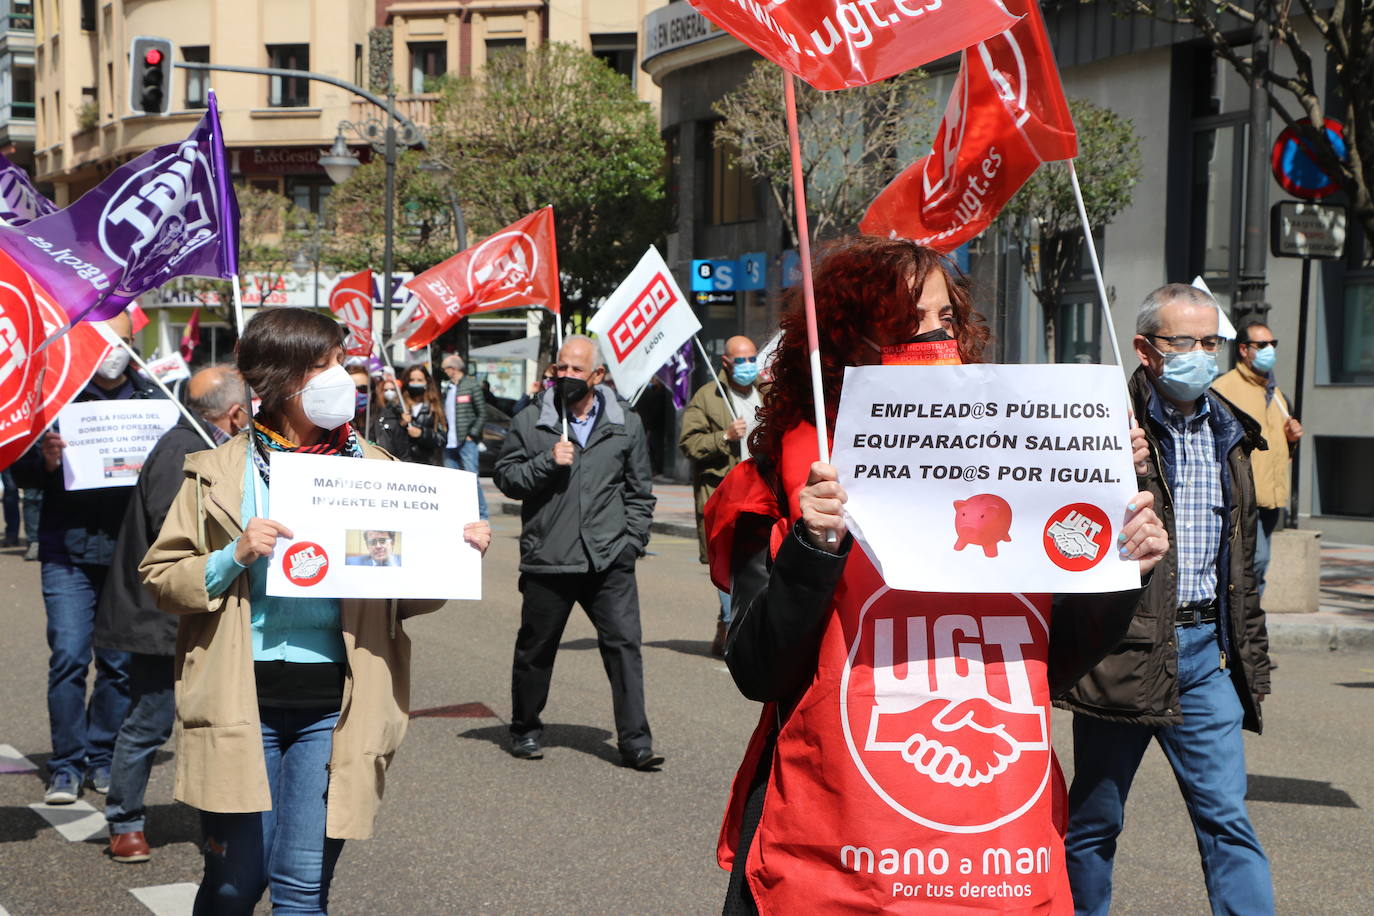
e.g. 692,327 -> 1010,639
494,385 -> 655,574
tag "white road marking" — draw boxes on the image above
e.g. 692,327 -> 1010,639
0,902 -> 11,915
130,883 -> 199,916
27,799 -> 106,841
0,744 -> 37,774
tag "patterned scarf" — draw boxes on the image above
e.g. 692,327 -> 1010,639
251,420 -> 363,485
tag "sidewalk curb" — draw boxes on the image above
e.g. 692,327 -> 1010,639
1265,617 -> 1374,652
499,501 -> 696,540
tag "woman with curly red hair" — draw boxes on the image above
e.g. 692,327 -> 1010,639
707,236 -> 1168,915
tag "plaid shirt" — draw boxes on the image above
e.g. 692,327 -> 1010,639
1158,397 -> 1224,605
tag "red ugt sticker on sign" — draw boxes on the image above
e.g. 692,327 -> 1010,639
1042,503 -> 1113,572
282,542 -> 330,586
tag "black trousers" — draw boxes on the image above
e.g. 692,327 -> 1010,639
511,546 -> 652,752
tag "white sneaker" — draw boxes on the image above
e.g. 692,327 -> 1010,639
44,771 -> 80,805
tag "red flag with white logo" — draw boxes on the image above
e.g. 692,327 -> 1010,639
0,250 -> 112,470
403,207 -> 560,350
688,0 -> 1019,91
328,269 -> 375,357
860,0 -> 1076,250
179,307 -> 201,363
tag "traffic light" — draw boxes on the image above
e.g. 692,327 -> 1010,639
129,37 -> 174,115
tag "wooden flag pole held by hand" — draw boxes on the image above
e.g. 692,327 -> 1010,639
783,71 -> 835,544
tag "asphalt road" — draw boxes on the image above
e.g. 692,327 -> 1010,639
0,515 -> 1371,915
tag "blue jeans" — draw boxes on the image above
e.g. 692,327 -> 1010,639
195,706 -> 344,916
445,438 -> 488,520
1254,507 -> 1281,598
1065,622 -> 1273,916
21,488 -> 41,542
105,654 -> 175,835
717,588 -> 732,625
41,562 -> 130,777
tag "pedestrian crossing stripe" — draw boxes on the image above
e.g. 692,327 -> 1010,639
27,799 -> 106,841
0,744 -> 37,774
130,883 -> 198,916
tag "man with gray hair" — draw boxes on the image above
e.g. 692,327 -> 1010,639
96,365 -> 250,863
441,352 -> 487,519
1058,284 -> 1273,914
494,333 -> 662,770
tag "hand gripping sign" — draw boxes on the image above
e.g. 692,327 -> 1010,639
860,0 -> 1076,250
830,363 -> 1139,594
688,0 -> 1019,91
587,247 -> 701,397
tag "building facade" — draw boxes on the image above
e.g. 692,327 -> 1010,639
642,0 -> 1374,543
0,0 -> 36,169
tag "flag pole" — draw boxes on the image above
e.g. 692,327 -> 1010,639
783,73 -> 829,464
555,311 -> 568,440
691,334 -> 738,421
93,324 -> 216,448
1066,160 -> 1123,367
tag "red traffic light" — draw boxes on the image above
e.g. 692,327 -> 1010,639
144,48 -> 163,66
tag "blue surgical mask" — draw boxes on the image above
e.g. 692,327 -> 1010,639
1251,345 -> 1276,373
1151,344 -> 1219,403
731,362 -> 760,387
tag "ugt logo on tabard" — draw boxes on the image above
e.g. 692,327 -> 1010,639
98,140 -> 219,282
839,588 -> 1052,834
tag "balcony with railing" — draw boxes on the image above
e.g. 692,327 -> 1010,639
348,94 -> 437,132
1,2 -> 34,32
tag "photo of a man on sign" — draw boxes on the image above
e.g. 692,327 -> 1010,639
345,529 -> 403,567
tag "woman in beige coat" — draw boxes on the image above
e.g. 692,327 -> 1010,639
141,308 -> 490,915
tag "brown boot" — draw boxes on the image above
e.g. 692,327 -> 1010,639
710,621 -> 729,657
109,831 -> 152,863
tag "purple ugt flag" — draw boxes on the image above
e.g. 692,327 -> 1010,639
0,153 -> 58,226
0,91 -> 239,323
654,340 -> 694,409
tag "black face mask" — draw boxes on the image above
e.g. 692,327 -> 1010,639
406,384 -> 427,398
909,327 -> 953,343
555,377 -> 590,410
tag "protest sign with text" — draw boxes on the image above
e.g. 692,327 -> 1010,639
265,452 -> 481,600
55,399 -> 179,490
832,363 -> 1138,593
142,352 -> 192,385
587,247 -> 700,397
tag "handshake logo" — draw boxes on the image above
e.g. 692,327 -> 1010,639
841,598 -> 1053,832
1046,510 -> 1103,561
282,542 -> 330,587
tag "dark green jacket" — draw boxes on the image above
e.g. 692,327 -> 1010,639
494,386 -> 655,574
1056,366 -> 1271,734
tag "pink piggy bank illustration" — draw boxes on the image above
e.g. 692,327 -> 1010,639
952,494 -> 1013,558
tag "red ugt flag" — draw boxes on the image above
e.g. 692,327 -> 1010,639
0,250 -> 111,470
179,307 -> 201,363
688,0 -> 1018,91
329,269 -> 375,357
403,207 -> 560,350
860,0 -> 1076,250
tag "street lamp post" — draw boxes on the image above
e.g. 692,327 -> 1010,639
319,88 -> 426,356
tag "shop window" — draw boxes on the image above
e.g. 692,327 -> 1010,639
1314,436 -> 1374,518
591,33 -> 637,85
708,123 -> 755,225
409,41 -> 446,93
267,44 -> 310,107
183,46 -> 209,110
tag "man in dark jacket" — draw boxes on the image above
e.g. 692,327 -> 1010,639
1059,284 -> 1273,915
10,311 -> 165,805
494,334 -> 661,770
95,365 -> 247,863
441,353 -> 488,519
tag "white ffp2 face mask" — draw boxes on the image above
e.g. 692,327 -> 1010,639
95,347 -> 130,381
293,363 -> 355,430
